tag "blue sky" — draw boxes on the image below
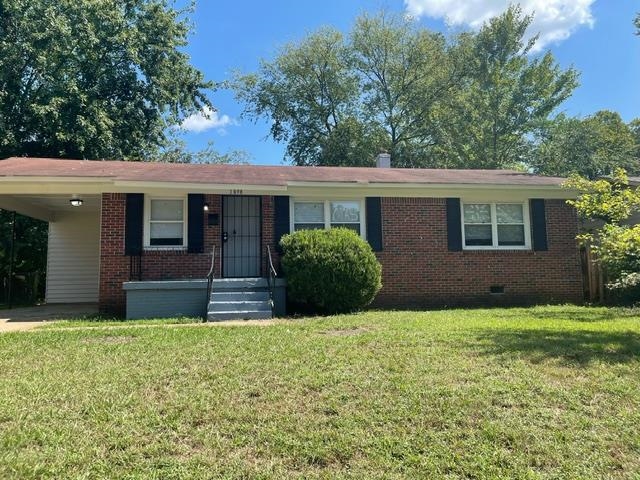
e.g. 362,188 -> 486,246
177,0 -> 640,165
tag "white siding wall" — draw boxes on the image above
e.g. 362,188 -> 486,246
46,211 -> 100,303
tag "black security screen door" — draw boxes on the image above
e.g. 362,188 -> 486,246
222,196 -> 261,278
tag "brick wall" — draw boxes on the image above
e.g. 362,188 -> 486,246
99,193 -> 129,315
374,198 -> 583,307
261,195 -> 283,276
99,194 -> 275,315
140,194 -> 220,282
99,194 -> 583,315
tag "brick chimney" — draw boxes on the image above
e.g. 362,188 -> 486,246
376,152 -> 391,168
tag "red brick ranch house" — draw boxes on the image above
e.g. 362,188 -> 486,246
0,156 -> 583,319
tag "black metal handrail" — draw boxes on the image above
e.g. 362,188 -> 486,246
266,245 -> 277,316
129,254 -> 142,281
204,245 -> 216,322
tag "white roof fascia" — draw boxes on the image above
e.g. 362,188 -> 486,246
0,176 -> 575,200
112,180 -> 288,195
284,184 -> 575,200
285,180 -> 564,190
0,179 -> 112,195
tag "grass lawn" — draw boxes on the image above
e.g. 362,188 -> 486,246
1,306 -> 639,479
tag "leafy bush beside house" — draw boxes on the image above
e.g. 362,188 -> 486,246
280,228 -> 382,314
565,169 -> 640,301
598,224 -> 640,291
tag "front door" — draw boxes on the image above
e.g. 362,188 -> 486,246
222,196 -> 261,278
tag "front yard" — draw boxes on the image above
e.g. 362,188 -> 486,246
0,306 -> 639,478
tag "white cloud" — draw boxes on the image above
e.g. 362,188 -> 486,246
180,107 -> 238,134
404,0 -> 595,51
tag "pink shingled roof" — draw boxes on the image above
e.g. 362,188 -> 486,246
0,157 -> 565,186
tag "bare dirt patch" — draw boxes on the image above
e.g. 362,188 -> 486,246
0,321 -> 47,333
320,326 -> 371,337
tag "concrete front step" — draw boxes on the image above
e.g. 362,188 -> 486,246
207,277 -> 273,321
210,291 -> 270,302
210,277 -> 268,291
207,309 -> 272,321
208,300 -> 271,312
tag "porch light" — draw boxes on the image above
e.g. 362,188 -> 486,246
203,203 -> 209,212
70,197 -> 83,207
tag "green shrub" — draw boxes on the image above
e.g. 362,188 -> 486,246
599,224 -> 640,285
596,224 -> 640,302
280,228 -> 382,314
565,170 -> 640,303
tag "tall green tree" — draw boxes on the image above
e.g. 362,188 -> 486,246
433,6 -> 578,169
156,136 -> 251,164
0,212 -> 47,305
348,13 -> 467,167
0,0 -> 212,303
232,8 -> 576,169
233,13 -> 466,167
630,118 -> 640,161
531,111 -> 639,179
0,0 -> 212,160
233,28 -> 369,166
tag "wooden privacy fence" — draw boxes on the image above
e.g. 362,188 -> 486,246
580,245 -> 606,303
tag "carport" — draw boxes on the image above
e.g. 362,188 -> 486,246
0,194 -> 102,305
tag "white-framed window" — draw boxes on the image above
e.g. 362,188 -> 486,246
292,200 -> 364,237
144,196 -> 187,248
462,202 -> 530,249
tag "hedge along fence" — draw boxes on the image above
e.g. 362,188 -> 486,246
280,228 -> 382,314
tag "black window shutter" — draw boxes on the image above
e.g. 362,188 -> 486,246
530,199 -> 548,251
187,194 -> 205,253
125,193 -> 144,255
446,198 -> 463,252
273,196 -> 290,252
366,197 -> 383,252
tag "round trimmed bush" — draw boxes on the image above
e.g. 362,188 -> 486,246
280,228 -> 382,314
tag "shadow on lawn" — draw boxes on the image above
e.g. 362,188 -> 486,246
477,328 -> 640,366
490,306 -> 640,323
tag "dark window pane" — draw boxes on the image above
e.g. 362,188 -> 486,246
150,237 -> 183,246
498,225 -> 525,246
465,224 -> 492,246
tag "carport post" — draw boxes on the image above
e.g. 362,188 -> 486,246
7,211 -> 15,309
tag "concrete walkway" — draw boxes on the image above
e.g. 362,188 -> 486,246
0,304 -> 98,332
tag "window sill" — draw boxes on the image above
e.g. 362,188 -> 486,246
463,246 -> 529,250
462,247 -> 533,253
143,246 -> 188,253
